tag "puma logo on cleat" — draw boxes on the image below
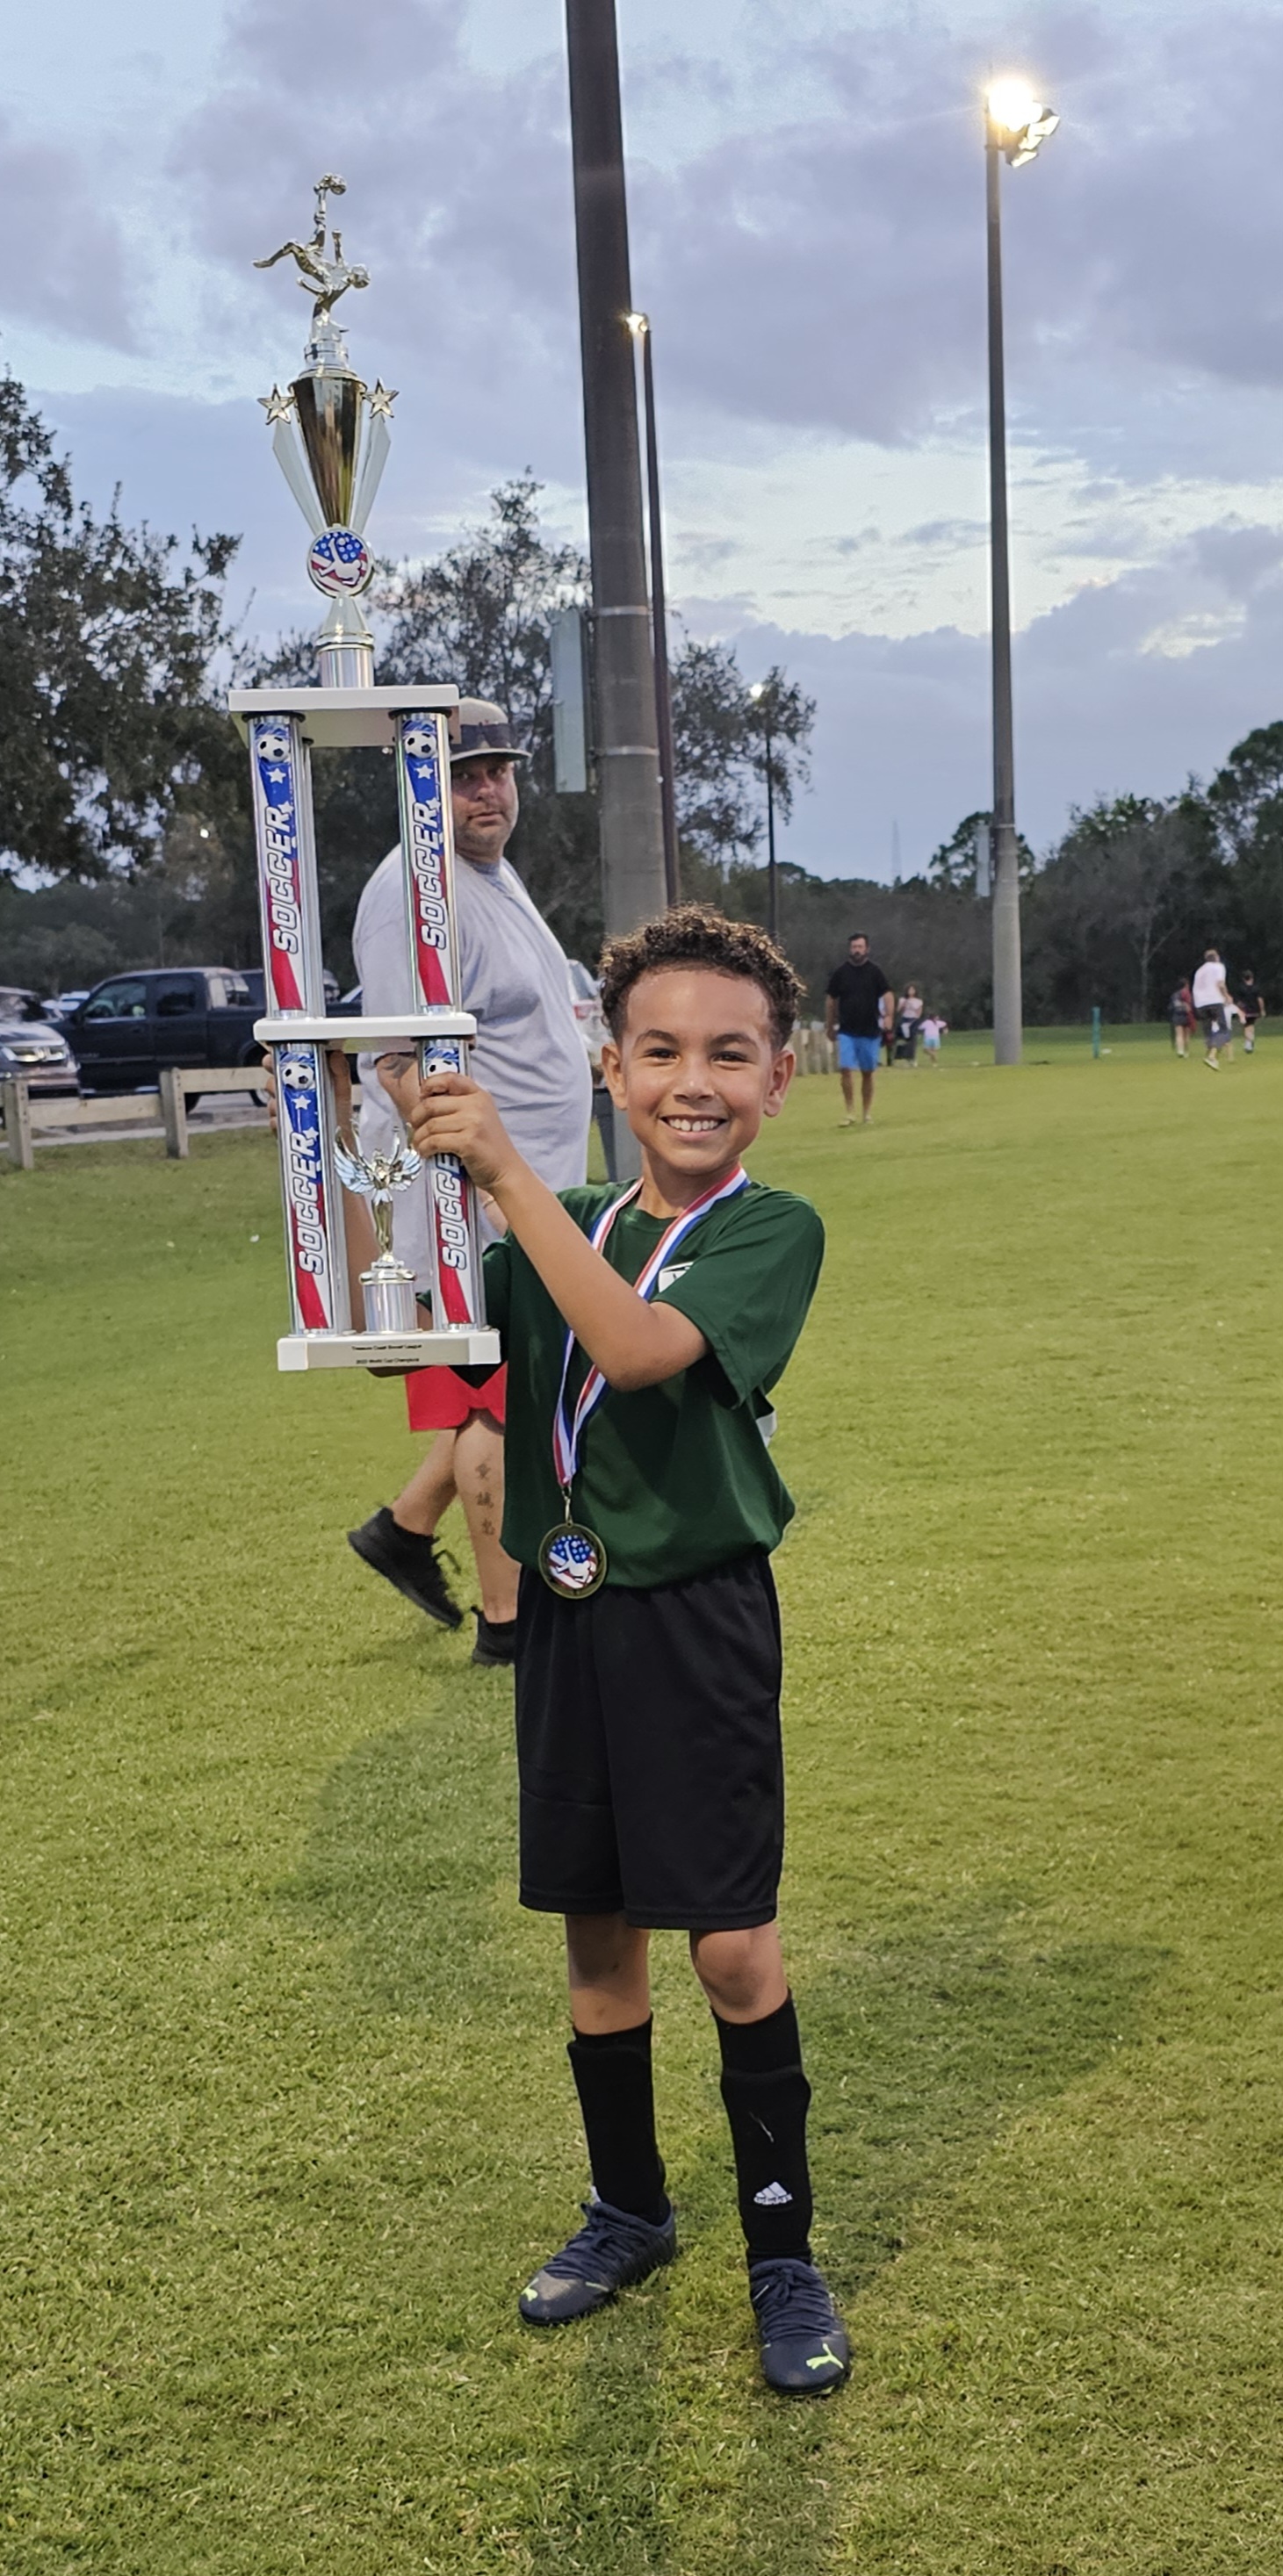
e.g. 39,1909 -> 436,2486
753,2181 -> 793,2205
807,2342 -> 842,2371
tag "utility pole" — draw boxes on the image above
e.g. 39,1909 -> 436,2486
565,0 -> 667,943
749,682 -> 779,941
628,312 -> 680,904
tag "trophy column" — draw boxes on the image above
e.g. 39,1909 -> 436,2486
393,709 -> 487,1337
248,709 -> 350,1336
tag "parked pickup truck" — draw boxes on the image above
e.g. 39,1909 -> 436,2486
61,968 -> 265,1105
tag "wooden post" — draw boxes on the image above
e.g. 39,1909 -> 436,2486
2,1076 -> 34,1169
160,1066 -> 189,1159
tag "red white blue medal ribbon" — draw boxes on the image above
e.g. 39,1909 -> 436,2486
550,1163 -> 751,1495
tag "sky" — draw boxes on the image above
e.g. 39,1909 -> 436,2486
6,0 -> 1283,879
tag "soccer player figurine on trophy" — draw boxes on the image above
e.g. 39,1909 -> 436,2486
229,176 -> 499,1375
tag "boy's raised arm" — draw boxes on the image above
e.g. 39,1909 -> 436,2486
410,1074 -> 708,1392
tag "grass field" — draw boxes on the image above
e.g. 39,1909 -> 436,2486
3,1026 -> 1281,2573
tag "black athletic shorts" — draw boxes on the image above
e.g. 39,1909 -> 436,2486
514,1551 -> 784,1932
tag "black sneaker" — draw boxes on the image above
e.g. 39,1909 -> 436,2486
519,2196 -> 677,2326
749,2256 -> 850,2396
472,1612 -> 518,1667
346,1508 -> 463,1629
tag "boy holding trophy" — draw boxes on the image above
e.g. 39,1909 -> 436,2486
408,905 -> 847,2398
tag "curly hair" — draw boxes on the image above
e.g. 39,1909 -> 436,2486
598,905 -> 803,1049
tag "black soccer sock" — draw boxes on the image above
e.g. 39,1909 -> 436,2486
715,1994 -> 814,2263
567,2018 -> 668,2227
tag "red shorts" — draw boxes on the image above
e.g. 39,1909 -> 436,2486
405,1364 -> 508,1434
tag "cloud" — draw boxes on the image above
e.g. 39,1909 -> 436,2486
0,118 -> 137,349
710,518 -> 1283,879
109,0 -> 1283,513
623,4 -> 1283,474
169,0 -> 583,478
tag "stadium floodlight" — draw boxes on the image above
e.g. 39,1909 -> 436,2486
982,78 -> 1058,1066
986,80 -> 1060,168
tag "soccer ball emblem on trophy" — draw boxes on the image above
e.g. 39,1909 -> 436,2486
228,177 -> 499,1378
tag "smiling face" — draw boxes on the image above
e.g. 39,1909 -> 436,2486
602,966 -> 795,1198
450,754 -> 520,865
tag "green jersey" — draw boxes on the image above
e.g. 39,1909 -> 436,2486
484,1178 -> 825,1589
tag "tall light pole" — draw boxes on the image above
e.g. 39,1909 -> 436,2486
565,0 -> 667,941
626,310 -> 680,905
984,79 -> 1058,1066
749,681 -> 779,942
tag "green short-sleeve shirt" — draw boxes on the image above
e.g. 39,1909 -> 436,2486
484,1179 -> 825,1589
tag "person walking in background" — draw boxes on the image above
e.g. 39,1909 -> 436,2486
347,698 -> 592,1665
895,984 -> 924,1062
1192,949 -> 1235,1070
919,1011 -> 947,1064
1237,968 -> 1265,1054
1168,981 -> 1194,1056
825,933 -> 891,1127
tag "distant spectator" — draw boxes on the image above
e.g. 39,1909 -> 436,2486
1192,950 -> 1234,1071
919,1012 -> 947,1064
825,934 -> 892,1127
1236,968 -> 1265,1055
895,985 -> 924,1062
1167,981 -> 1194,1057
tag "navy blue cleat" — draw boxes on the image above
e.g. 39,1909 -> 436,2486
519,2195 -> 677,2326
749,2256 -> 850,2395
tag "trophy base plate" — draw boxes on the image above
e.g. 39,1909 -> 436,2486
255,1013 -> 477,1047
278,1328 -> 502,1373
229,683 -> 460,751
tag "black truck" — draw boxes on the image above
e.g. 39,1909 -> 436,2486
62,968 -> 266,1105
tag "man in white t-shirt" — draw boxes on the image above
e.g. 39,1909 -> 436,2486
1191,949 -> 1234,1069
347,698 -> 591,1663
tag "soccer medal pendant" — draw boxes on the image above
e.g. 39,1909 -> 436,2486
538,1515 -> 608,1599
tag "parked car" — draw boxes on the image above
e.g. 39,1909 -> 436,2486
0,1003 -> 80,1096
567,959 -> 607,1080
61,968 -> 266,1107
43,990 -> 90,1022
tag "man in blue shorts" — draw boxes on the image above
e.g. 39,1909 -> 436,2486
825,933 -> 891,1126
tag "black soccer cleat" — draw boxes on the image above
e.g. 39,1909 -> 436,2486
749,2256 -> 850,2396
519,2195 -> 677,2326
346,1508 -> 463,1629
472,1612 -> 518,1667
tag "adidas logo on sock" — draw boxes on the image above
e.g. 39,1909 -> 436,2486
753,2180 -> 794,2206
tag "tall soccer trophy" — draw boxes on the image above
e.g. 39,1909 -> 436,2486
229,176 -> 499,1374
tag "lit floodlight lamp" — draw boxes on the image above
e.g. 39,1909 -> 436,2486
986,79 -> 1059,167
625,309 -> 649,336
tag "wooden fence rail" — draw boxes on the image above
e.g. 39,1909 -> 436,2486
1,1065 -> 266,1168
4,1040 -> 833,1173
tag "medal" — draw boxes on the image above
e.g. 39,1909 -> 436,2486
537,1506 -> 608,1598
541,1164 -> 752,1601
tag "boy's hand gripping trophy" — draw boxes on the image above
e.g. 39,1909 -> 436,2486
228,177 -> 499,1374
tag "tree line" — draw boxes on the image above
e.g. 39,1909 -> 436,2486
0,371 -> 1279,1025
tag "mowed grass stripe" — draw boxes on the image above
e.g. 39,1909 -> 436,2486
2,1032 -> 1280,2572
